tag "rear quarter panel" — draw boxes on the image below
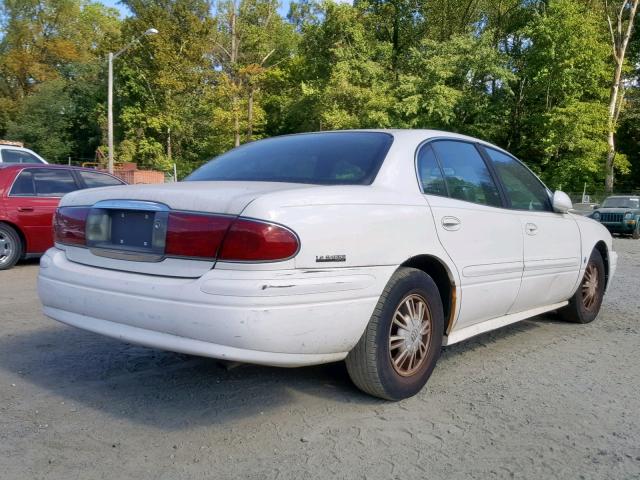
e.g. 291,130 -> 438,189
239,185 -> 460,282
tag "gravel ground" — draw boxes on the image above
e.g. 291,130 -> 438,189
1,238 -> 639,480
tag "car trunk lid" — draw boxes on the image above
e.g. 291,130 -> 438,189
57,181 -> 312,277
59,181 -> 309,215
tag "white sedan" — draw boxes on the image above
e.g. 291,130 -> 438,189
38,130 -> 616,400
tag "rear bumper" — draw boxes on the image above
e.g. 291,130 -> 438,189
38,248 -> 393,367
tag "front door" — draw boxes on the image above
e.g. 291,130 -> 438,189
417,140 -> 524,329
480,147 -> 581,313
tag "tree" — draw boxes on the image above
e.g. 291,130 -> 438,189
510,0 -> 611,190
0,0 -> 119,158
396,33 -> 514,139
5,79 -> 74,161
116,0 -> 217,172
213,0 -> 296,146
603,0 -> 639,192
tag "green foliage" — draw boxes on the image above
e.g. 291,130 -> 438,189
0,0 -> 638,190
513,0 -> 612,190
5,79 -> 74,161
397,33 -> 515,136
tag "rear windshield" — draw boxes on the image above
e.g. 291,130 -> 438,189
602,197 -> 639,208
185,132 -> 393,185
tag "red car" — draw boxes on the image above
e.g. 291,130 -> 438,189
0,164 -> 125,269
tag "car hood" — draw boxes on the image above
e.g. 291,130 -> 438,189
59,181 -> 316,215
594,208 -> 635,214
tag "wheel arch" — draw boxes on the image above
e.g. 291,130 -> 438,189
593,240 -> 610,291
0,220 -> 27,256
399,254 -> 457,334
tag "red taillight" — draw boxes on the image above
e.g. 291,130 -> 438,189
219,218 -> 299,262
165,212 -> 232,259
52,206 -> 299,263
53,207 -> 89,246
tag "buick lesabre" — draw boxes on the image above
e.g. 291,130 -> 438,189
38,130 -> 616,400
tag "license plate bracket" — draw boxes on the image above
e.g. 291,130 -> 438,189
85,200 -> 169,262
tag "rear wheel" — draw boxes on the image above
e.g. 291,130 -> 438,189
558,249 -> 605,324
345,268 -> 444,400
632,222 -> 640,240
0,223 -> 22,270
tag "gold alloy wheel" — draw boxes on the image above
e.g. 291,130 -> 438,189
581,263 -> 599,311
388,294 -> 432,377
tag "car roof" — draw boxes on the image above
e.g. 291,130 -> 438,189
0,163 -> 103,173
280,128 -> 515,157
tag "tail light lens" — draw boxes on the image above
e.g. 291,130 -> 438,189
165,212 -> 232,259
53,207 -> 89,246
219,219 -> 299,261
53,206 -> 299,263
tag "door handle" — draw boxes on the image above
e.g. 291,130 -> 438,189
17,207 -> 34,212
525,223 -> 538,235
442,216 -> 461,231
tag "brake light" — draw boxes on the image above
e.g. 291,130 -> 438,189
53,207 -> 89,246
165,212 -> 232,259
219,218 -> 299,261
52,206 -> 299,263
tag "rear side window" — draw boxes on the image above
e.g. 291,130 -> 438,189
33,169 -> 78,196
417,145 -> 447,196
1,149 -> 42,164
79,171 -> 124,188
430,141 -> 502,207
484,147 -> 551,211
186,132 -> 393,185
10,170 -> 36,196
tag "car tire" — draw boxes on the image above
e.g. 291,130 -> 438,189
345,267 -> 444,401
632,222 -> 640,240
0,223 -> 23,270
558,249 -> 605,324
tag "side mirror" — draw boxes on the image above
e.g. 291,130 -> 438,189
552,191 -> 573,213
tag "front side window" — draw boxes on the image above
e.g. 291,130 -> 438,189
186,132 -> 393,185
484,147 -> 551,212
1,149 -> 42,164
33,169 -> 78,196
9,170 -> 36,196
430,140 -> 502,207
79,171 -> 124,188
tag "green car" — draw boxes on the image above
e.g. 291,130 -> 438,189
591,195 -> 640,239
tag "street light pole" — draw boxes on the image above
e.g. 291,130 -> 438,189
108,51 -> 114,174
106,28 -> 158,174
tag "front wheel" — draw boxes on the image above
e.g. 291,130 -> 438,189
345,267 -> 444,400
558,249 -> 605,324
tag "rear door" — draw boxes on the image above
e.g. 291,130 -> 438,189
481,147 -> 581,312
417,140 -> 524,329
5,168 -> 80,253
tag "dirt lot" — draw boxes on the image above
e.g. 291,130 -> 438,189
1,239 -> 639,480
